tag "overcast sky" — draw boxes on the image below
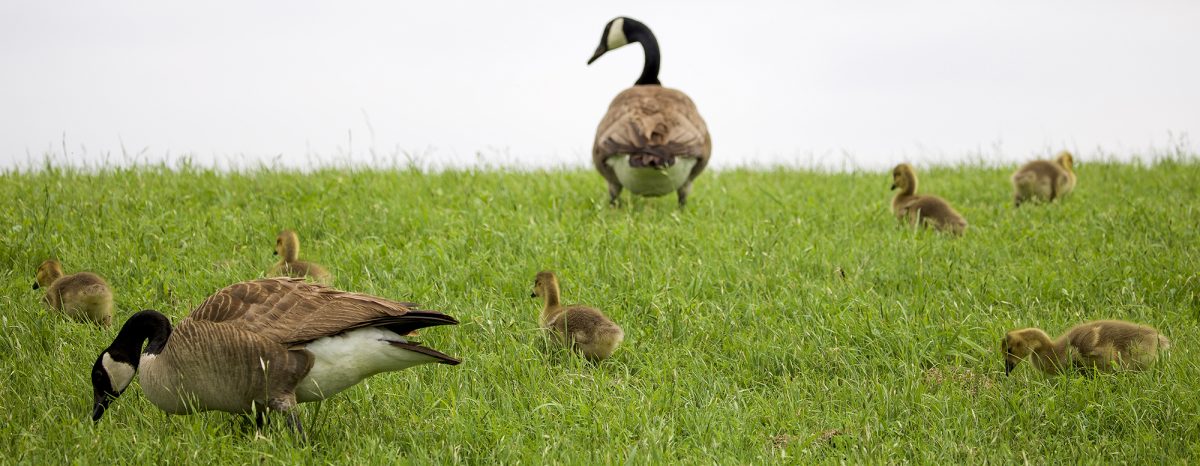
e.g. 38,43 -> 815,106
2,1 -> 1198,171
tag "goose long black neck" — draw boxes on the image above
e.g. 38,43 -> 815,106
109,310 -> 173,363
627,21 -> 662,85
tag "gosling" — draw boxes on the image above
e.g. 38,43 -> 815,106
890,163 -> 968,235
1011,150 -> 1076,206
1002,320 -> 1169,376
269,230 -> 332,284
33,259 -> 114,326
530,271 -> 624,361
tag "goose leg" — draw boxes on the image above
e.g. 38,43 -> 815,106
269,395 -> 306,442
676,181 -> 692,208
285,410 -> 306,442
607,182 -> 623,207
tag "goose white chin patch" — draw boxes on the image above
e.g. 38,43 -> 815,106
102,353 -> 135,392
606,18 -> 628,49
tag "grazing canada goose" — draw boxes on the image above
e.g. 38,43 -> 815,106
1002,320 -> 1169,376
1011,150 -> 1076,206
90,278 -> 459,435
890,163 -> 968,235
269,230 -> 332,283
530,271 -> 624,361
33,259 -> 114,327
588,17 -> 711,207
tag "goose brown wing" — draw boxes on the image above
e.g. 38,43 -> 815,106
183,278 -> 458,346
592,86 -> 711,166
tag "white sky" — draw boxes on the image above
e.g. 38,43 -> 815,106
2,1 -> 1198,171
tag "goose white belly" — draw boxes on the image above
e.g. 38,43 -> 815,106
295,327 -> 439,402
606,155 -> 696,196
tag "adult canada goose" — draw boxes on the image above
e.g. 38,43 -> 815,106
1011,150 -> 1076,206
1002,320 -> 1169,376
90,278 -> 459,435
589,16 -> 711,207
33,259 -> 114,327
890,163 -> 968,235
269,230 -> 332,284
530,271 -> 624,361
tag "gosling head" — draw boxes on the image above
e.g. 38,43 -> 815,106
1001,328 -> 1050,375
1055,151 -> 1074,172
530,270 -> 559,299
274,230 -> 300,262
890,163 -> 916,192
33,259 -> 64,290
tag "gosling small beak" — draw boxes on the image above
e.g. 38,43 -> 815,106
530,292 -> 538,298
889,183 -> 897,190
272,251 -> 278,256
32,282 -> 39,290
587,45 -> 606,65
1004,360 -> 1016,376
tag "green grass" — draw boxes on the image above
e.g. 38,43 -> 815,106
1,158 -> 1198,463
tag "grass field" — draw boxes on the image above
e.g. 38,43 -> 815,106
1,158 -> 1199,463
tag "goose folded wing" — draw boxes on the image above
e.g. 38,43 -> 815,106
593,87 -> 709,163
183,278 -> 458,346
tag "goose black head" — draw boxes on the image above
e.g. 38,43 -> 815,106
90,349 -> 137,421
90,310 -> 172,422
588,17 -> 657,64
589,17 -> 628,64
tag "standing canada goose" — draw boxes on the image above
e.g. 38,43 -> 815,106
90,278 -> 459,435
1002,320 -> 1169,376
269,230 -> 332,283
890,163 -> 968,235
530,271 -> 624,361
1011,150 -> 1076,206
33,259 -> 114,327
588,17 -> 711,207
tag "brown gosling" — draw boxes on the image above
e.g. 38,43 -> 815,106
1002,320 -> 1169,376
890,163 -> 968,235
33,259 -> 114,327
1011,150 -> 1076,206
530,271 -> 624,361
269,230 -> 332,284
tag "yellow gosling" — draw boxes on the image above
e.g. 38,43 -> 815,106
1002,319 -> 1168,376
890,163 -> 967,235
530,271 -> 624,361
1011,150 -> 1076,206
269,230 -> 332,284
33,259 -> 114,326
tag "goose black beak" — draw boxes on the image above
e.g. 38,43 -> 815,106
32,282 -> 39,290
91,401 -> 108,422
1004,360 -> 1016,376
587,45 -> 606,65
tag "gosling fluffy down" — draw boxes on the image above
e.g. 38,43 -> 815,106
269,230 -> 332,284
1002,320 -> 1169,376
33,259 -> 114,326
890,163 -> 968,235
1011,150 -> 1076,206
530,271 -> 624,361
